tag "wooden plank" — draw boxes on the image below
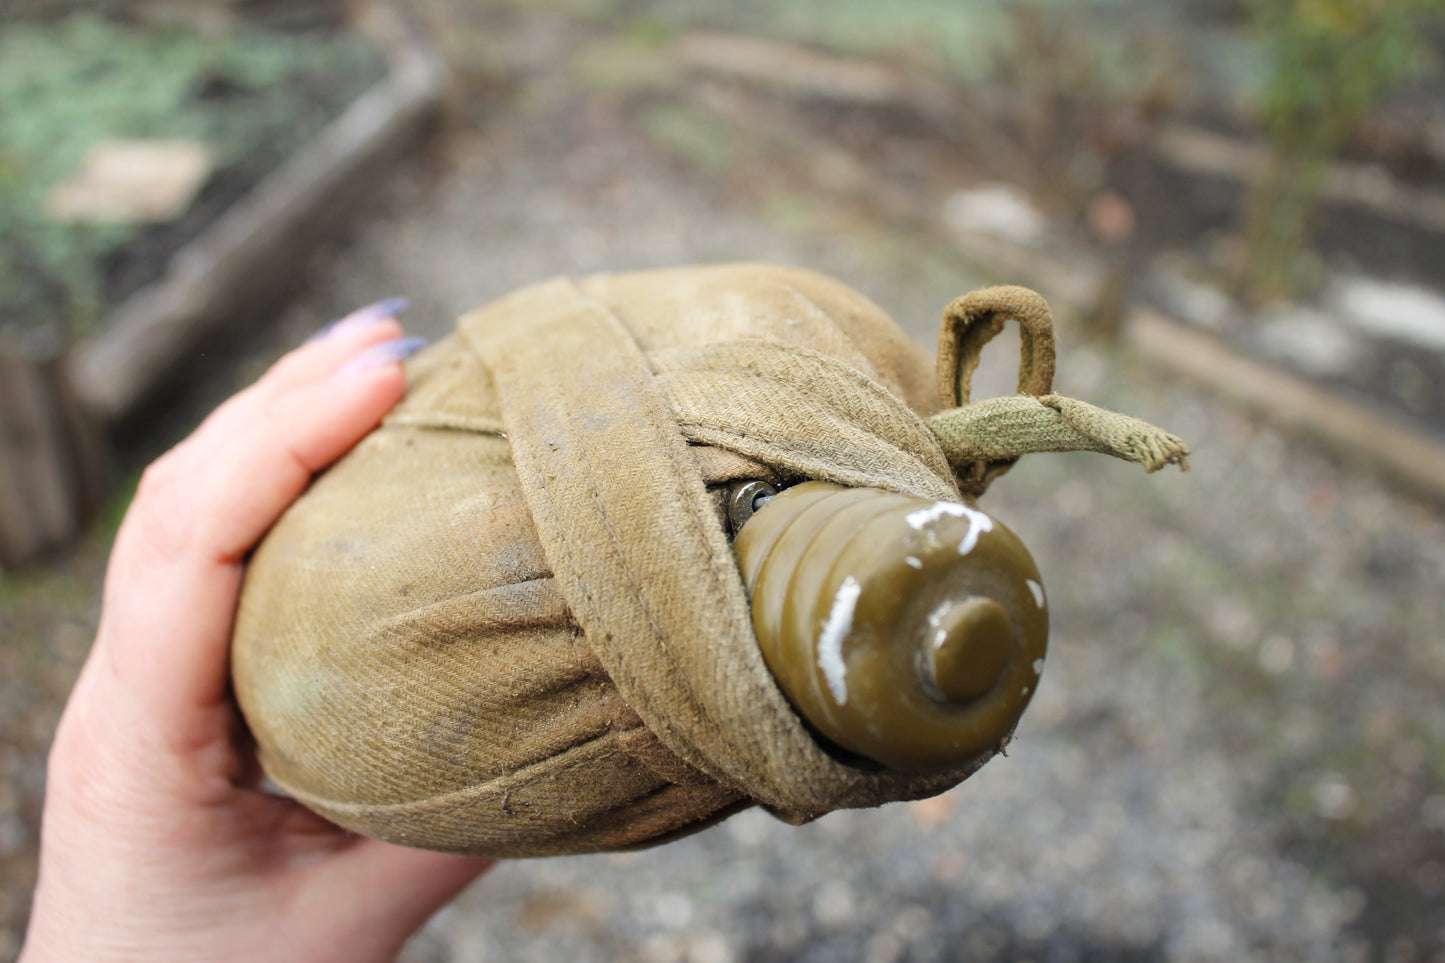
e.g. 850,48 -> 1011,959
0,349 -> 108,567
71,2 -> 449,421
1154,125 -> 1445,236
936,193 -> 1445,505
675,31 -> 910,106
1126,308 -> 1445,505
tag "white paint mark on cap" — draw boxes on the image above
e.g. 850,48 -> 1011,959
905,501 -> 995,556
907,500 -> 969,529
818,576 -> 861,705
957,510 -> 994,556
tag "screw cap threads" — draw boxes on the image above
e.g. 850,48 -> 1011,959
733,481 -> 1048,772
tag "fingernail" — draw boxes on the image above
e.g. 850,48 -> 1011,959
308,297 -> 410,342
337,336 -> 427,375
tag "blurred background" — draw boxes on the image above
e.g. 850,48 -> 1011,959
2,0 -> 1445,960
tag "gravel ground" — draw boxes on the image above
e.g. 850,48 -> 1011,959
4,6 -> 1444,962
312,19 -> 1445,960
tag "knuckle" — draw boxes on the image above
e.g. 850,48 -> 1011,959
134,455 -> 175,500
126,454 -> 194,564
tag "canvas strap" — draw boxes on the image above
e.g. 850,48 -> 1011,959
461,278 -> 972,819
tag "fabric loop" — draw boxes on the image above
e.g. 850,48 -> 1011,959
936,285 -> 1057,409
929,286 -> 1188,497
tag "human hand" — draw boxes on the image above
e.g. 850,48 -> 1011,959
21,303 -> 492,963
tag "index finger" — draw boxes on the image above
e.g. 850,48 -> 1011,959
94,328 -> 421,745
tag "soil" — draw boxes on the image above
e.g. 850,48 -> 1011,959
100,49 -> 387,309
1114,151 -> 1445,435
4,4 -> 1445,962
0,10 -> 385,344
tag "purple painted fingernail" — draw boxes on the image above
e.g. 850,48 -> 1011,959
338,336 -> 428,375
308,297 -> 410,342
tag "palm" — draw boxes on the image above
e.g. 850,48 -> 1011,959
23,312 -> 490,963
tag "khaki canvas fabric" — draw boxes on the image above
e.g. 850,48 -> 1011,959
232,263 -> 1184,858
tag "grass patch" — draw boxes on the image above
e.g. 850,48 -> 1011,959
641,102 -> 738,174
0,13 -> 383,342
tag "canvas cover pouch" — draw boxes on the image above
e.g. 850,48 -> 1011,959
232,263 -> 1185,857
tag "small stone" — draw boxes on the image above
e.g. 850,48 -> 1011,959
1086,191 -> 1136,243
1313,774 -> 1359,821
1253,307 -> 1359,378
1420,795 -> 1445,832
653,891 -> 693,929
1259,636 -> 1295,675
942,184 -> 1048,247
683,931 -> 734,963
812,879 -> 855,927
1333,277 -> 1445,352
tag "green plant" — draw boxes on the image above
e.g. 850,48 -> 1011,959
1238,0 -> 1445,303
0,13 -> 379,341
